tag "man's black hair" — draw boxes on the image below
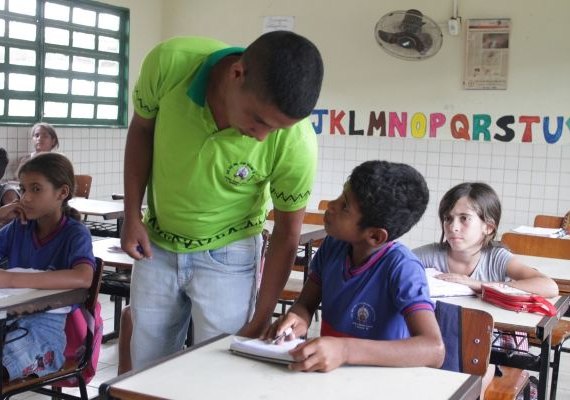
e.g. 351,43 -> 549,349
348,160 -> 429,241
242,30 -> 324,119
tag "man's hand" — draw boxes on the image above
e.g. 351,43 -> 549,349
121,217 -> 152,260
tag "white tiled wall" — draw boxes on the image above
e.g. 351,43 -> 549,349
309,134 -> 570,249
0,126 -> 126,200
2,127 -> 569,249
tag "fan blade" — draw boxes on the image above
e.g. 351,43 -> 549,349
377,30 -> 398,44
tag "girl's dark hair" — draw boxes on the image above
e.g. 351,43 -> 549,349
30,122 -> 59,150
438,182 -> 501,248
18,152 -> 81,221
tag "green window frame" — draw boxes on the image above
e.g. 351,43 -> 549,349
0,0 -> 129,127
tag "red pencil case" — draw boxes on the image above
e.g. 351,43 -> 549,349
481,283 -> 557,316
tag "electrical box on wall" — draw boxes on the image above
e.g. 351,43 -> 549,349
448,17 -> 461,36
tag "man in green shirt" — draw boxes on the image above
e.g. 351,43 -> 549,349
121,31 -> 323,368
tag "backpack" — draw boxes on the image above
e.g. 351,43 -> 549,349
55,301 -> 103,386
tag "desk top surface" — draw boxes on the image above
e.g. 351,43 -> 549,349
102,335 -> 479,400
92,238 -> 134,269
514,254 -> 570,283
69,198 -> 124,219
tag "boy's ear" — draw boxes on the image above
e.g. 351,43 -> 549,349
229,59 -> 246,83
366,227 -> 389,247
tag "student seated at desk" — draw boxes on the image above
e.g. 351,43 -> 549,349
0,148 -> 20,208
0,153 -> 95,380
264,160 -> 445,372
413,182 -> 558,399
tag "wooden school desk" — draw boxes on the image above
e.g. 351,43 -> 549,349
70,197 -> 126,237
0,287 -> 87,386
440,295 -> 570,400
514,254 -> 570,296
100,335 -> 482,400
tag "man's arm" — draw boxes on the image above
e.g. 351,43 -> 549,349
238,208 -> 305,337
121,112 -> 156,259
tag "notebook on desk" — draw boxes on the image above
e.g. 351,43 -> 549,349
511,225 -> 566,238
426,268 -> 477,298
229,336 -> 305,365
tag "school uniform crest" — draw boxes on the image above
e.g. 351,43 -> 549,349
350,302 -> 375,331
224,162 -> 256,185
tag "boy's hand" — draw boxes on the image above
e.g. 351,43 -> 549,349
261,311 -> 308,343
0,201 -> 27,225
289,337 -> 347,372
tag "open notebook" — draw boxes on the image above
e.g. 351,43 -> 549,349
229,336 -> 305,365
426,268 -> 476,298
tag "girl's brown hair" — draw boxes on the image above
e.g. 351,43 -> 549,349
18,153 -> 81,221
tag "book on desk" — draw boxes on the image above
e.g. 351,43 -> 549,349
229,336 -> 305,365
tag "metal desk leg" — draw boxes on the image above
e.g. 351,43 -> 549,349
538,334 -> 552,400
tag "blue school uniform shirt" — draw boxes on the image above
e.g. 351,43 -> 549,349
309,236 -> 433,339
0,215 -> 95,272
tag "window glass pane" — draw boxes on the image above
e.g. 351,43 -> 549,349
9,21 -> 36,41
72,31 -> 95,50
8,0 -> 35,16
71,103 -> 94,118
98,36 -> 119,53
98,13 -> 119,31
98,59 -> 118,76
97,104 -> 117,119
45,2 -> 69,22
72,56 -> 95,73
45,27 -> 69,46
8,99 -> 35,116
45,52 -> 69,70
9,47 -> 35,66
44,101 -> 68,118
44,76 -> 68,94
0,1 -> 4,11
97,81 -> 117,97
0,72 -> 4,89
0,46 -> 4,63
0,99 -> 3,116
0,19 -> 5,37
72,7 -> 96,27
8,72 -> 35,91
72,79 -> 94,95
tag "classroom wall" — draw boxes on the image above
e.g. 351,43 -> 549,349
2,0 -> 569,248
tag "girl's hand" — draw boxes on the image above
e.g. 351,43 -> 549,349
435,273 -> 482,291
0,201 -> 27,225
289,337 -> 347,372
261,311 -> 308,343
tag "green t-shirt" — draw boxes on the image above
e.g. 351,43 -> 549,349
133,36 -> 318,253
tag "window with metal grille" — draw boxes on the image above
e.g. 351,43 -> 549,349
0,0 -> 129,127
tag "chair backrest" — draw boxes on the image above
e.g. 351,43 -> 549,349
534,214 -> 564,229
318,199 -> 330,210
74,175 -> 92,199
436,301 -> 493,376
501,232 -> 570,259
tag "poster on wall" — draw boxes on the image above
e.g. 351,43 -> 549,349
463,18 -> 511,90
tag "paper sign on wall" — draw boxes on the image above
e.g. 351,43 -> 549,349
262,16 -> 295,33
463,19 -> 511,90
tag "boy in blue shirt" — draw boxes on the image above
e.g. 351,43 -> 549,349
264,160 -> 444,372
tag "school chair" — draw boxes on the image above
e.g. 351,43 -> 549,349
533,214 -> 564,229
73,175 -> 92,199
1,258 -> 104,400
501,233 -> 570,400
317,199 -> 330,210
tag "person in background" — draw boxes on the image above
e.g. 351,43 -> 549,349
413,181 -> 558,398
264,160 -> 444,372
6,123 -> 60,180
121,30 -> 324,370
0,148 -> 20,208
0,152 -> 95,380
